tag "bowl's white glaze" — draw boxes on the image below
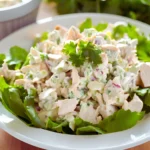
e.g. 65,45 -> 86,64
0,13 -> 150,150
0,0 -> 41,22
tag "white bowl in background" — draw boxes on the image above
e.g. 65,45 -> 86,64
0,13 -> 150,150
0,0 -> 41,40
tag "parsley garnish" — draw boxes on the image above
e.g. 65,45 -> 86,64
62,41 -> 102,67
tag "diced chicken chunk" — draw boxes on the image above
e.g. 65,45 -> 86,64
60,88 -> 68,98
37,110 -> 47,122
39,88 -> 57,110
49,30 -> 61,44
21,62 -> 49,81
72,68 -> 80,85
101,44 -> 119,51
103,77 -> 128,106
66,26 -> 82,40
79,102 -> 100,124
88,81 -> 104,92
101,53 -> 108,65
121,72 -> 138,92
139,64 -> 150,87
46,72 -> 65,88
29,48 -> 43,64
95,92 -> 117,118
54,60 -> 73,73
55,25 -> 67,37
48,54 -> 62,60
122,94 -> 143,112
64,112 -> 77,131
14,79 -> 34,90
53,99 -> 78,116
0,62 -> 18,80
39,88 -> 57,101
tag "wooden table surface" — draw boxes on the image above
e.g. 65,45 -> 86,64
0,2 -> 150,150
0,128 -> 150,150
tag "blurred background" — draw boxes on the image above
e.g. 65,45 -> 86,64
43,0 -> 150,24
0,0 -> 150,40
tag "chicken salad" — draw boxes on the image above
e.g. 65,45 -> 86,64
0,18 -> 150,134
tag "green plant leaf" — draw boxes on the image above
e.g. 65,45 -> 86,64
144,90 -> 150,107
79,18 -> 92,32
24,96 -> 45,128
99,109 -> 145,133
79,40 -> 102,66
95,23 -> 108,31
0,76 -> 9,91
6,46 -> 28,69
62,40 -> 102,67
136,88 -> 149,97
46,118 -> 68,133
74,117 -> 90,128
76,125 -> 104,135
0,54 -> 5,67
1,87 -> 28,119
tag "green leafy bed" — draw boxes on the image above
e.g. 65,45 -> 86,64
0,18 -> 150,135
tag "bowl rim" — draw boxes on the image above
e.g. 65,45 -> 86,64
0,13 -> 150,150
0,0 -> 41,22
0,0 -> 31,11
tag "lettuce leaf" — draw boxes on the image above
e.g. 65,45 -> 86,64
79,18 -> 92,32
99,109 -> 145,133
79,18 -> 108,32
74,117 -> 104,135
24,95 -> 45,128
136,88 -> 149,97
0,54 -> 5,67
46,118 -> 69,133
76,126 -> 104,135
74,117 -> 90,128
0,77 -> 26,118
6,46 -> 28,69
143,90 -> 150,107
95,23 -> 108,31
0,76 -> 9,91
0,76 -> 44,128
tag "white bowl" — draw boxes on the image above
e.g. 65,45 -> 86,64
0,13 -> 150,150
0,0 -> 41,40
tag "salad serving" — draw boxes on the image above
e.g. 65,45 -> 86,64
0,18 -> 150,135
0,0 -> 22,8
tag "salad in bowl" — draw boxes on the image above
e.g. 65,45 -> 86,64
0,17 -> 150,135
